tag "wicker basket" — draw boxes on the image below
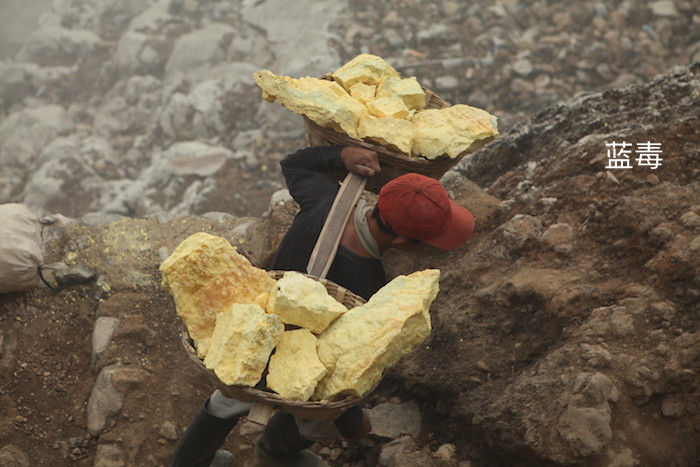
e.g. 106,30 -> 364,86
180,270 -> 369,421
303,74 -> 466,193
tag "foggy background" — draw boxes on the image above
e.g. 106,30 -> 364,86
0,0 -> 697,219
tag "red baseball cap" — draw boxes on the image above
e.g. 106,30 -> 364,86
377,173 -> 475,250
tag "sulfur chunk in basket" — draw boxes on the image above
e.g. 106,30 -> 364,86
159,232 -> 276,356
203,303 -> 283,386
411,105 -> 499,159
331,53 -> 401,89
376,77 -> 426,111
253,70 -> 367,138
348,82 -> 377,104
366,97 -> 411,119
266,271 -> 348,334
313,269 -> 439,401
267,329 -> 328,401
357,116 -> 415,155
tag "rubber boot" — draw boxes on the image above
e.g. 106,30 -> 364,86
255,412 -> 328,467
170,402 -> 239,467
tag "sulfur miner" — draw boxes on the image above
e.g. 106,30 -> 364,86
254,53 -> 498,160
171,141 -> 478,464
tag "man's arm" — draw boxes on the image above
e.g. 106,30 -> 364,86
279,146 -> 380,207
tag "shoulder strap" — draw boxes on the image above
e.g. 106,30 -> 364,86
306,172 -> 367,278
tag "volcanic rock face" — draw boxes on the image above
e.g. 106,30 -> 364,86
385,62 -> 699,465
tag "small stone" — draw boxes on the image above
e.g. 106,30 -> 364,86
434,75 -> 460,91
435,443 -> 456,461
646,174 -> 660,185
92,317 -> 121,362
512,58 -> 534,76
55,262 -> 96,287
541,223 -> 574,254
661,395 -> 685,418
650,1 -> 679,17
680,211 -> 700,229
159,421 -> 178,440
368,401 -> 423,439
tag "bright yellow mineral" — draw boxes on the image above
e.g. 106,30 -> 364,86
267,329 -> 328,401
312,269 -> 440,401
253,70 -> 367,138
159,232 -> 277,357
331,53 -> 401,89
411,105 -> 499,159
266,271 -> 347,334
357,116 -> 415,155
366,97 -> 411,119
348,82 -> 377,104
376,77 -> 426,111
203,303 -> 284,386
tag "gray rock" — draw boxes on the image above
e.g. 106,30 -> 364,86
417,23 -> 449,43
378,436 -> 434,467
512,58 -> 534,76
241,0 -> 342,78
434,75 -> 460,91
128,0 -> 174,33
541,223 -> 574,254
650,1 -> 679,17
558,406 -> 612,457
368,401 -> 422,439
55,262 -> 96,287
15,25 -> 100,65
0,63 -> 37,107
164,23 -> 236,83
0,445 -> 30,467
93,443 -> 126,467
0,105 -> 73,169
660,395 -> 685,418
158,421 -> 179,440
113,30 -> 168,77
87,364 -> 125,435
499,214 -> 543,252
93,317 -> 121,363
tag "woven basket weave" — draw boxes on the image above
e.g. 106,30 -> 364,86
180,270 -> 368,421
304,74 -> 465,193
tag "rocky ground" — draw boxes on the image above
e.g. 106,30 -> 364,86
0,0 -> 699,466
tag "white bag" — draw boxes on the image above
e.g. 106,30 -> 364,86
0,204 -> 44,293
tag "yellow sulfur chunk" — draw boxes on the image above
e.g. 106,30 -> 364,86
253,70 -> 367,138
203,303 -> 283,386
357,116 -> 415,155
348,82 -> 376,104
267,329 -> 328,401
313,269 -> 439,401
266,271 -> 347,334
411,105 -> 499,159
159,232 -> 277,356
331,53 -> 401,89
376,77 -> 426,111
366,97 -> 410,119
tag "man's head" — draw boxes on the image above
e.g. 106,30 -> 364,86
376,173 -> 474,250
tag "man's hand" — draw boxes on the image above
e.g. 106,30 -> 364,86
340,146 -> 381,178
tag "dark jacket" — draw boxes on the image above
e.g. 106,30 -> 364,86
269,146 -> 386,301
